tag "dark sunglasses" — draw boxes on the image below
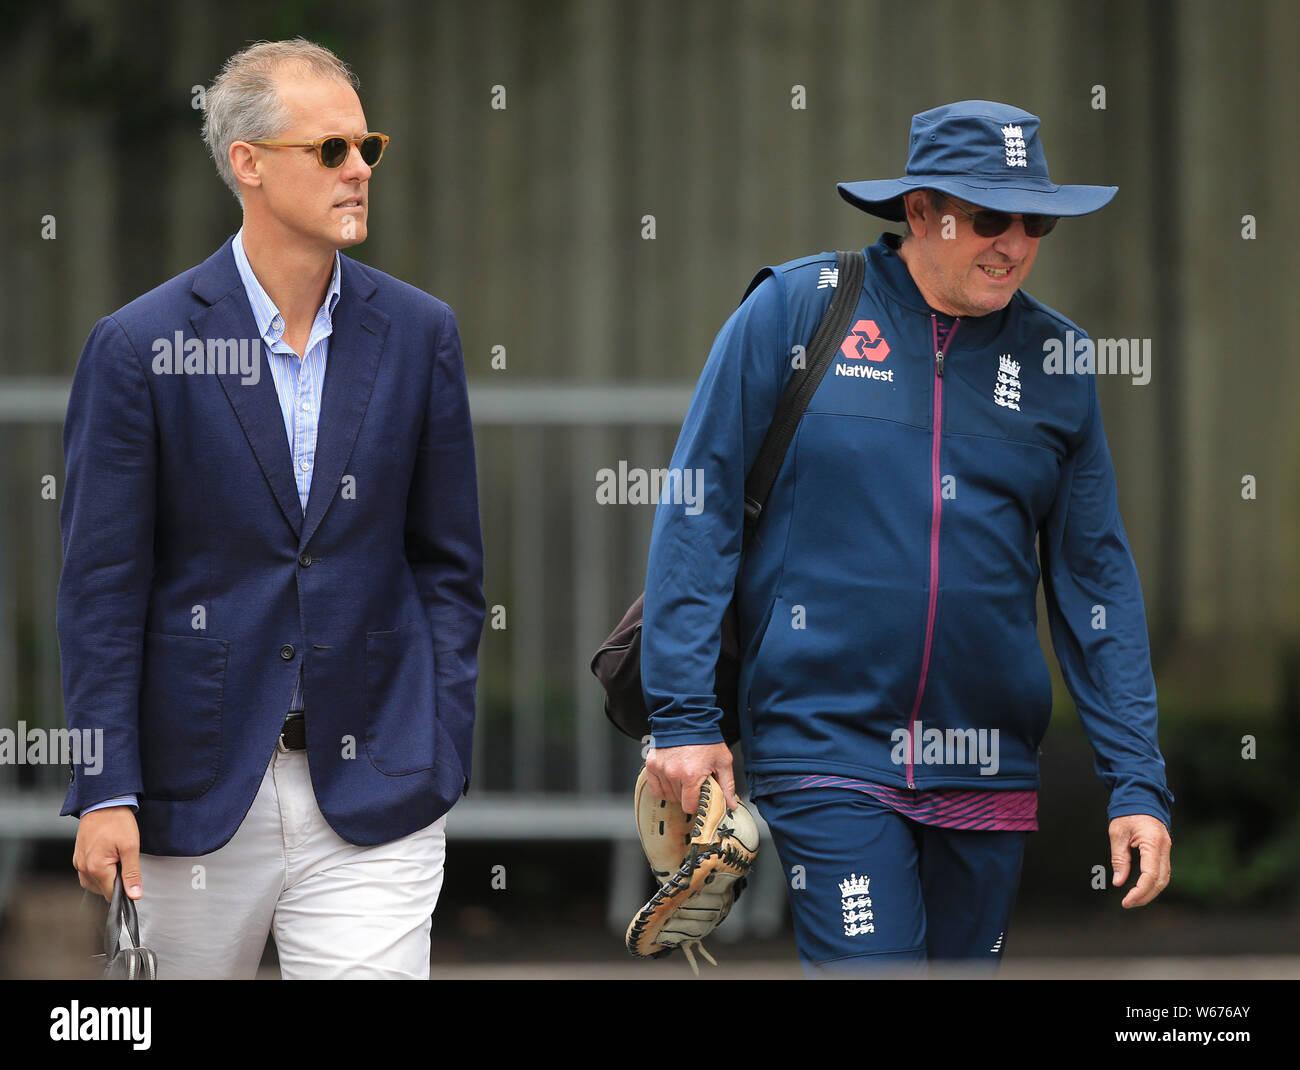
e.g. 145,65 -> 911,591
944,198 -> 1058,239
247,132 -> 390,169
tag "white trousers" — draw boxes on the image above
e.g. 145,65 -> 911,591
137,747 -> 447,979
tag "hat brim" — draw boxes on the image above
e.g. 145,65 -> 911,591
837,176 -> 1117,220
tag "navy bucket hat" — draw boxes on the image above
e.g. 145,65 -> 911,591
837,100 -> 1117,221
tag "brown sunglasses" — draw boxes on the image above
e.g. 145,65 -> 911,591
944,197 -> 1058,239
246,132 -> 390,169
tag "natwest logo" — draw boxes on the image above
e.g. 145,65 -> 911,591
840,320 -> 890,362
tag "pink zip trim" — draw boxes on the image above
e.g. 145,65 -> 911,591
905,315 -> 960,788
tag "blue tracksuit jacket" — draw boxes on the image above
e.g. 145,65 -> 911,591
641,233 -> 1174,830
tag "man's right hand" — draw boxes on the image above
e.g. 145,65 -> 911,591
645,742 -> 739,814
73,807 -> 142,902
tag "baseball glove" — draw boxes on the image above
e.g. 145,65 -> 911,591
625,768 -> 760,973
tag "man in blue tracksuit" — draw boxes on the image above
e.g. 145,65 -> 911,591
640,101 -> 1173,975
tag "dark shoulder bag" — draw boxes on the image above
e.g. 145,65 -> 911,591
590,249 -> 866,745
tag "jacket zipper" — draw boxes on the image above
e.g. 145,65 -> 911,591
905,314 -> 960,788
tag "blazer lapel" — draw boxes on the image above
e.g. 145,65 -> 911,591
300,257 -> 389,548
191,239 -> 304,540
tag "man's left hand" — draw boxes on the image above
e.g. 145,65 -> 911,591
1109,814 -> 1172,908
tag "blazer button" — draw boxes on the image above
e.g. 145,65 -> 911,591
280,644 -> 296,661
298,552 -> 312,567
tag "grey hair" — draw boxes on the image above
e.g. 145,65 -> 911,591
201,38 -> 360,203
900,189 -> 950,236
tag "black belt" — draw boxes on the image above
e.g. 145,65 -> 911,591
277,714 -> 306,752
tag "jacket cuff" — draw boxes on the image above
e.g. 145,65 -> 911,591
1107,792 -> 1173,834
647,725 -> 728,749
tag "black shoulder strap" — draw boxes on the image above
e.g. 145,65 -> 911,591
742,249 -> 865,536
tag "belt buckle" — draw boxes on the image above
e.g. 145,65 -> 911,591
276,717 -> 299,759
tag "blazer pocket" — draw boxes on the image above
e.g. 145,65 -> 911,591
364,620 -> 437,776
138,632 -> 228,801
432,716 -> 467,805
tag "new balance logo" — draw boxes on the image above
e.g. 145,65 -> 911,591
817,267 -> 839,289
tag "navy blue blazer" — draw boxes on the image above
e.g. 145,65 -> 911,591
57,238 -> 485,855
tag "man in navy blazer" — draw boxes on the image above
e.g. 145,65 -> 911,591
59,39 -> 484,978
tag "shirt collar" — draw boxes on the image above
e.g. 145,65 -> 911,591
231,227 -> 342,343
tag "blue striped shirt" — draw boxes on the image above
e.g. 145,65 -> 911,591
82,232 -> 341,816
232,227 -> 341,517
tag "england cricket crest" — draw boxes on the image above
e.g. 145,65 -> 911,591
993,353 -> 1022,411
1001,123 -> 1028,168
839,873 -> 874,937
